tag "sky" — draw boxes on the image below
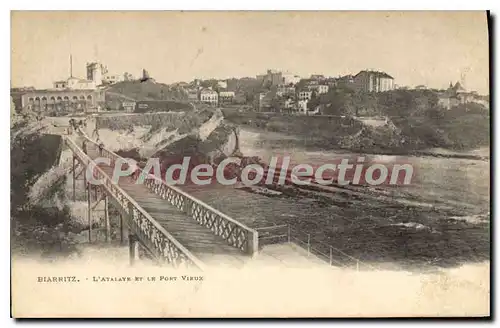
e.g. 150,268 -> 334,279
11,11 -> 490,94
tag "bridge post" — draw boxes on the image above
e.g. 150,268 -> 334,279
120,214 -> 128,245
72,156 -> 76,202
129,234 -> 139,266
247,230 -> 259,257
83,168 -> 87,202
87,182 -> 92,243
104,194 -> 110,243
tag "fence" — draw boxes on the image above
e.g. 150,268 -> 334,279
65,135 -> 205,271
78,130 -> 260,257
255,224 -> 289,247
258,223 -> 381,271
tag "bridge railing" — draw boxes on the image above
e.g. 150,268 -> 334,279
65,136 -> 205,271
80,134 -> 259,257
256,223 -> 380,271
256,224 -> 289,247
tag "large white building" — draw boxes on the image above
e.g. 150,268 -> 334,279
199,88 -> 218,106
353,70 -> 395,92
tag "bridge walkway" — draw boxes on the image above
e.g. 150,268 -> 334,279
86,146 -> 248,268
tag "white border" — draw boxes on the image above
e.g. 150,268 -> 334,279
3,1 -> 497,325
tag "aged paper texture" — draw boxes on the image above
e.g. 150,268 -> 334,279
10,11 -> 490,318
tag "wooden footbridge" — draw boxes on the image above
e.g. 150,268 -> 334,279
64,128 -> 370,272
65,131 -> 265,271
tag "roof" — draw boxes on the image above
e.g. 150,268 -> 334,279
67,77 -> 94,83
355,70 -> 394,79
22,88 -> 98,95
200,88 -> 217,94
452,82 -> 466,92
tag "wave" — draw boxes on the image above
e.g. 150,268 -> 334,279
448,213 -> 489,225
389,222 -> 440,234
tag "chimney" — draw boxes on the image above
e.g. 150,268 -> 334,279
70,54 -> 73,78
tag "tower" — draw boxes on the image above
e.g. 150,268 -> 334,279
460,72 -> 466,91
86,62 -> 104,85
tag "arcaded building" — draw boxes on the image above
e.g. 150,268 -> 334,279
21,89 -> 104,113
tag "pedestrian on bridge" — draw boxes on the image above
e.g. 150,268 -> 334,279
98,142 -> 104,157
82,140 -> 88,155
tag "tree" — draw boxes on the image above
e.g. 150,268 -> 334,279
10,96 -> 16,124
270,97 -> 282,113
123,72 -> 134,81
307,91 -> 320,111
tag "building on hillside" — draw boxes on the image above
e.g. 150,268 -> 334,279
121,101 -> 136,112
438,82 -> 477,110
55,56 -> 97,90
307,84 -> 329,94
281,73 -> 301,85
21,89 -> 104,113
103,74 -> 124,85
258,69 -> 283,87
297,90 -> 313,101
87,61 -> 125,86
199,88 -> 218,106
218,91 -> 235,104
87,62 -> 108,85
296,100 -> 308,114
305,79 -> 319,86
336,75 -> 355,89
276,85 -> 296,97
353,70 -> 395,92
64,77 -> 96,90
318,84 -> 329,94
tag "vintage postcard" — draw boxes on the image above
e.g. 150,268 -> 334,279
10,11 -> 490,318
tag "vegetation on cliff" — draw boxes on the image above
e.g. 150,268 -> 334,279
11,120 -> 84,259
226,88 -> 490,153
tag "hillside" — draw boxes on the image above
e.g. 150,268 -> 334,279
106,80 -> 187,101
223,89 -> 490,154
104,80 -> 190,111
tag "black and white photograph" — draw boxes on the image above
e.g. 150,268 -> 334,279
9,10 -> 491,318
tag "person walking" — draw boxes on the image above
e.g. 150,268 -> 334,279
98,142 -> 104,157
82,140 -> 88,155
